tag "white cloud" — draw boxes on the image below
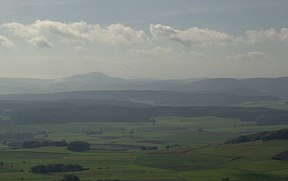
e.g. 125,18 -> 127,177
226,51 -> 266,61
104,23 -> 149,46
29,36 -> 53,48
1,21 -> 51,48
149,24 -> 288,47
1,20 -> 288,65
150,24 -> 236,47
244,29 -> 278,44
244,27 -> 288,44
32,20 -> 93,43
279,28 -> 288,41
127,46 -> 205,62
1,22 -> 39,38
1,20 -> 150,48
128,47 -> 172,56
0,35 -> 14,49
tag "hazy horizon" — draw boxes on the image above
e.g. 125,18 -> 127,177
0,71 -> 287,81
1,0 -> 288,79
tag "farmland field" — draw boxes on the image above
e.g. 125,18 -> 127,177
0,116 -> 287,181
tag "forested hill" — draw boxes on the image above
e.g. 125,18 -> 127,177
0,90 -> 279,107
5,100 -> 288,125
0,72 -> 288,99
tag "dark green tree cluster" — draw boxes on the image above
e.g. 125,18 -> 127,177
63,174 -> 81,181
31,164 -> 87,174
226,128 -> 288,144
140,146 -> 158,150
22,140 -> 67,148
165,144 -> 181,149
67,141 -> 90,152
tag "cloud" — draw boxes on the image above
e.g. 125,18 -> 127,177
104,23 -> 149,46
1,21 -> 52,48
226,51 -> 266,61
0,35 -> 15,49
2,20 -> 288,56
1,22 -> 39,38
149,24 -> 288,47
128,47 -> 172,56
128,46 -> 205,62
29,36 -> 53,48
244,27 -> 288,44
150,24 -> 236,47
1,20 -> 149,48
32,20 -> 93,43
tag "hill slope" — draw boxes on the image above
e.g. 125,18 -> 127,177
0,72 -> 287,100
0,90 -> 279,107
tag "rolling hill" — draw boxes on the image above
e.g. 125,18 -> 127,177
0,72 -> 287,106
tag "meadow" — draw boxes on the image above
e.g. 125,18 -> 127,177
0,116 -> 287,181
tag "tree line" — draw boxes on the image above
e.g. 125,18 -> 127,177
226,128 -> 288,144
21,140 -> 90,152
31,164 -> 88,174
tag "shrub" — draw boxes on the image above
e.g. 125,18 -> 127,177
67,141 -> 90,152
63,174 -> 81,181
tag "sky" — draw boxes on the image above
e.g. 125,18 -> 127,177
0,0 -> 288,79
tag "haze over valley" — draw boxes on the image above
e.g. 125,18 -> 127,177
0,1 -> 288,181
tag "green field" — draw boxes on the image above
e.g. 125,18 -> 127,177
0,117 -> 288,181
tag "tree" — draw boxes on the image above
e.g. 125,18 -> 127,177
31,165 -> 46,174
31,164 -> 86,174
67,141 -> 90,152
63,174 -> 80,181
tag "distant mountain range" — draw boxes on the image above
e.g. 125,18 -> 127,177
0,72 -> 201,95
0,72 -> 287,106
0,72 -> 288,96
